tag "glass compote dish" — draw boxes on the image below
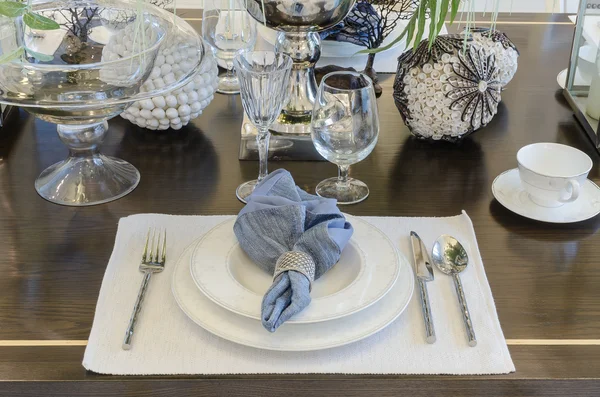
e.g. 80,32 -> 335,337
0,0 -> 203,206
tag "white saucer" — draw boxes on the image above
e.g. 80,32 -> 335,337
173,239 -> 414,351
190,216 -> 400,324
492,169 -> 600,223
557,68 -> 591,89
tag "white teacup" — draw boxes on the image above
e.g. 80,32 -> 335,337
517,143 -> 592,208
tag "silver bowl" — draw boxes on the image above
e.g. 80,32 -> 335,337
246,0 -> 356,135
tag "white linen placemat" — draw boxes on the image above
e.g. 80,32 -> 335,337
83,212 -> 514,375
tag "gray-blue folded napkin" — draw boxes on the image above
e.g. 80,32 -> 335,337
233,169 -> 354,332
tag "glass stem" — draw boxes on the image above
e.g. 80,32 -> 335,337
337,165 -> 350,189
57,121 -> 107,157
226,64 -> 236,81
257,127 -> 270,183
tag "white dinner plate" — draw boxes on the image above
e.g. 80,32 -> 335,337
492,168 -> 600,223
173,239 -> 414,351
190,216 -> 400,324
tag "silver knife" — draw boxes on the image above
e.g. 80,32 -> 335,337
410,231 -> 436,344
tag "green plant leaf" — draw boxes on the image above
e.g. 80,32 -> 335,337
437,0 -> 451,33
405,12 -> 416,48
0,46 -> 24,63
358,0 -> 475,55
413,0 -> 427,51
450,0 -> 461,23
0,1 -> 27,17
23,11 -> 59,30
25,47 -> 53,62
427,0 -> 438,49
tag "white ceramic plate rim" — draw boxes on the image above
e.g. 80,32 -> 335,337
172,240 -> 414,351
190,216 -> 401,324
492,168 -> 600,223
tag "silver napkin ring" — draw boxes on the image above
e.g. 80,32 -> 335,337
273,251 -> 316,291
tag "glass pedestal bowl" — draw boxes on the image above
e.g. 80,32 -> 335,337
0,0 -> 203,206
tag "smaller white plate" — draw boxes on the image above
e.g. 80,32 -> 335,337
492,168 -> 600,223
190,216 -> 400,324
173,240 -> 414,351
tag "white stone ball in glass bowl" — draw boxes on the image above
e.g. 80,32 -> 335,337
121,40 -> 219,130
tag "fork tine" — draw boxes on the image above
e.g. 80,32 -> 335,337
161,229 -> 167,264
154,229 -> 161,263
149,228 -> 156,262
142,228 -> 151,263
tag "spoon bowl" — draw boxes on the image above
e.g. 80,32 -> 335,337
432,235 -> 469,275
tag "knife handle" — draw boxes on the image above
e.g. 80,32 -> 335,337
418,279 -> 436,344
452,273 -> 477,347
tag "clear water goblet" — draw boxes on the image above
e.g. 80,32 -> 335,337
311,71 -> 380,204
203,0 -> 257,95
233,50 -> 293,202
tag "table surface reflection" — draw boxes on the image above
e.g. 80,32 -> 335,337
0,11 -> 598,397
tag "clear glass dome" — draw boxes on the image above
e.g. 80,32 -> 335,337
0,0 -> 204,206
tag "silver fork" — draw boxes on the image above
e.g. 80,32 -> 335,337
122,228 -> 166,350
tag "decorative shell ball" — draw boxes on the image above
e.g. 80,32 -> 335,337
393,35 -> 502,142
121,40 -> 219,130
100,24 -> 158,85
469,27 -> 519,87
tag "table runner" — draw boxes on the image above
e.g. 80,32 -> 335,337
83,212 -> 514,375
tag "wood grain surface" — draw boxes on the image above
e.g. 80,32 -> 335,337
0,11 -> 598,396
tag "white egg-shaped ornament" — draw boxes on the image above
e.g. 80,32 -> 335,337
393,34 -> 502,143
121,40 -> 219,130
469,27 -> 519,87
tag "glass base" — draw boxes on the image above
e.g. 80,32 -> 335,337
236,179 -> 259,204
315,177 -> 369,205
217,74 -> 240,95
35,154 -> 140,206
269,113 -> 312,136
244,135 -> 294,151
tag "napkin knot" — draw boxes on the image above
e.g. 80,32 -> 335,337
274,251 -> 316,292
234,169 -> 353,331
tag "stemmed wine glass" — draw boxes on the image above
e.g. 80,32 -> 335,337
203,0 -> 257,94
311,71 -> 380,204
233,51 -> 293,202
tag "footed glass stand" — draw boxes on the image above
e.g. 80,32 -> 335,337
35,122 -> 140,206
316,175 -> 370,205
0,1 -> 204,207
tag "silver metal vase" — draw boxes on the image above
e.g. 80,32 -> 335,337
246,0 -> 356,136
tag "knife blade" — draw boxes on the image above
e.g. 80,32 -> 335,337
410,231 -> 436,344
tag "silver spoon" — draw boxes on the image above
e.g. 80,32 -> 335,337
432,235 -> 477,347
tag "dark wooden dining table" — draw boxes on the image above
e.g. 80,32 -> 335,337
0,11 -> 599,396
